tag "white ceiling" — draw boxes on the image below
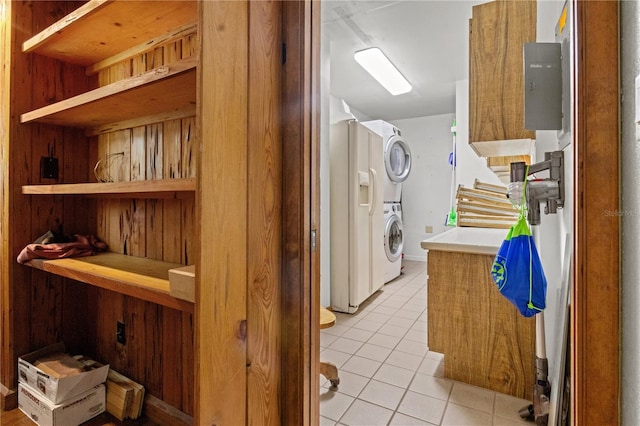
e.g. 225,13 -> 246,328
322,0 -> 487,121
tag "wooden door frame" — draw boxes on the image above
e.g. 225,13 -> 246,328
572,0 -> 619,424
280,0 -> 622,424
281,0 -> 321,424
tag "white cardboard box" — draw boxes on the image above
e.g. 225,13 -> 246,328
18,382 -> 105,426
169,265 -> 195,302
18,343 -> 109,404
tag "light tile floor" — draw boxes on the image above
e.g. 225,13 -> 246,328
320,260 -> 532,426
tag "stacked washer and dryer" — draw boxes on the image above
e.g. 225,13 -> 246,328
329,119 -> 412,314
362,120 -> 412,284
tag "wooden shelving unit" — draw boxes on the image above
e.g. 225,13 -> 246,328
4,0 -> 290,423
20,58 -> 196,128
25,253 -> 194,313
22,178 -> 196,198
22,0 -> 197,67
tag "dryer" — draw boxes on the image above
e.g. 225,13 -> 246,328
361,120 -> 412,203
383,202 -> 404,283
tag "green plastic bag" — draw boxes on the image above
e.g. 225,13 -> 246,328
490,179 -> 547,317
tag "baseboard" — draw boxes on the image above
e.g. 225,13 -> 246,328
144,393 -> 193,426
403,254 -> 426,262
1,383 -> 17,411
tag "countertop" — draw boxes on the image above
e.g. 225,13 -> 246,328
420,227 -> 507,255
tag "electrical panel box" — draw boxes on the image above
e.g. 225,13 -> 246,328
556,1 -> 572,149
524,42 -> 562,131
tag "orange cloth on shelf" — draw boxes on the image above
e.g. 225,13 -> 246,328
17,234 -> 108,264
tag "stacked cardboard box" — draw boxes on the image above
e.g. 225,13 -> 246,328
456,180 -> 519,229
17,343 -> 108,426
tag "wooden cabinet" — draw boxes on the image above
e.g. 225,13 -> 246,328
468,0 -> 537,158
0,1 -> 296,424
427,250 -> 535,400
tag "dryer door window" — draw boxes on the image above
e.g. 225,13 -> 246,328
384,135 -> 412,183
384,215 -> 404,262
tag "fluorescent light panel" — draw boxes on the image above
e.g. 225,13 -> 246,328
354,47 -> 412,96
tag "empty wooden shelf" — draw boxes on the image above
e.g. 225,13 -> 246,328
22,0 -> 197,67
22,178 -> 196,198
20,58 -> 196,128
25,252 -> 194,313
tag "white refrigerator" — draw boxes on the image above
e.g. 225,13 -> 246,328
330,120 -> 385,314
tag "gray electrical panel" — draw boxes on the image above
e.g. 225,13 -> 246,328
524,42 -> 562,131
555,1 -> 572,149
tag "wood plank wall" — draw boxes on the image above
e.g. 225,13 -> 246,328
1,1 -> 195,416
1,0 -> 90,408
86,12 -> 197,417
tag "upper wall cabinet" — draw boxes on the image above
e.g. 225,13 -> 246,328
468,0 -> 536,158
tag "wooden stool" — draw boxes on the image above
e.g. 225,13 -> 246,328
320,306 -> 340,390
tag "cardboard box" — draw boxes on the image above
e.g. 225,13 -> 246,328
18,343 -> 109,404
169,265 -> 195,302
18,383 -> 105,426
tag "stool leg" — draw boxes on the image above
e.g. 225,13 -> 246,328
320,361 -> 340,391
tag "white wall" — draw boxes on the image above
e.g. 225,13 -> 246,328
320,31 -> 331,308
454,80 -> 506,189
620,1 -> 640,423
391,114 -> 456,261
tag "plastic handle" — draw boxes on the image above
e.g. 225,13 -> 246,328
369,168 -> 377,216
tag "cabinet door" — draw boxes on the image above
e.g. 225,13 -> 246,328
469,0 -> 536,147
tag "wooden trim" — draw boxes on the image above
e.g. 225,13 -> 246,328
143,394 -> 193,426
281,1 -> 316,424
247,1 -> 282,423
310,1 -> 322,425
0,384 -> 16,411
0,1 -> 12,408
573,1 -> 620,424
195,1 -> 249,424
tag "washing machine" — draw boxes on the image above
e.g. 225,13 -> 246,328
361,120 -> 412,203
383,202 -> 404,283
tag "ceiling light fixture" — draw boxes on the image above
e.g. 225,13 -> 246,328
354,47 -> 412,96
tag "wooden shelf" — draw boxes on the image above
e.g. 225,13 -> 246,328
26,253 -> 194,313
22,0 -> 197,66
469,138 -> 535,158
20,58 -> 196,128
22,178 -> 195,198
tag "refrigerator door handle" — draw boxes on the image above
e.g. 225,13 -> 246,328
369,167 -> 378,216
